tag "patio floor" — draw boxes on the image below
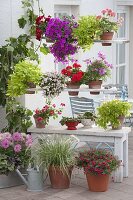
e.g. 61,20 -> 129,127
0,131 -> 133,200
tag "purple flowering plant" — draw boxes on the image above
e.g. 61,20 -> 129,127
0,132 -> 32,174
45,16 -> 78,62
83,52 -> 112,83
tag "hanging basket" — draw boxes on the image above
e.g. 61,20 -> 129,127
100,32 -> 114,46
88,80 -> 102,95
66,82 -> 80,96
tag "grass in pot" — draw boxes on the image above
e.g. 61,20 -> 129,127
35,135 -> 77,189
76,149 -> 120,192
96,99 -> 131,130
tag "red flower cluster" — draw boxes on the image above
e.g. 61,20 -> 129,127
61,63 -> 84,84
36,15 -> 51,41
34,102 -> 65,125
77,149 -> 120,175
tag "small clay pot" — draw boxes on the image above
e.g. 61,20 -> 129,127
100,32 -> 114,46
49,166 -> 72,189
88,80 -> 102,95
27,82 -> 36,94
86,173 -> 110,192
34,115 -> 46,128
112,116 -> 125,130
66,82 -> 80,96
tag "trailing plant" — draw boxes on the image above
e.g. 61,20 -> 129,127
60,117 -> 80,126
73,16 -> 99,51
96,100 -> 131,129
34,134 -> 77,173
2,99 -> 33,133
76,149 -> 120,175
7,60 -> 43,97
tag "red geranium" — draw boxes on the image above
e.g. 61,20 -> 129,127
61,62 -> 84,84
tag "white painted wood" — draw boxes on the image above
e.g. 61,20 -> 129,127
123,133 -> 128,177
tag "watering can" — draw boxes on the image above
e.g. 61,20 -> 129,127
16,167 -> 44,192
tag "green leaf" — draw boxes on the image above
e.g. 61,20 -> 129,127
18,17 -> 27,29
40,46 -> 50,55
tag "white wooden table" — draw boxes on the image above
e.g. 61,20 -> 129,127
28,126 -> 131,183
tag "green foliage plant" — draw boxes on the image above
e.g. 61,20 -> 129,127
2,99 -> 33,133
59,117 -> 80,126
34,135 -> 77,174
7,60 -> 43,97
78,112 -> 95,120
73,16 -> 99,51
96,100 -> 131,129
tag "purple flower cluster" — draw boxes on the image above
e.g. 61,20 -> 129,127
45,17 -> 78,62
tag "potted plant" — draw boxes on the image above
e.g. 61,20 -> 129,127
61,62 -> 84,96
76,149 -> 120,192
60,117 -> 80,130
73,16 -> 99,51
96,99 -> 131,130
35,135 -> 77,189
39,72 -> 65,98
7,60 -> 43,97
78,112 -> 95,128
83,52 -> 112,94
96,9 -> 123,46
34,101 -> 65,128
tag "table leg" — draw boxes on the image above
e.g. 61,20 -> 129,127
123,134 -> 128,178
114,138 -> 123,182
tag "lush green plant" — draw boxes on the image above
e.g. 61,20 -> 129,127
83,52 -> 112,83
2,99 -> 33,133
96,100 -> 131,129
76,149 -> 120,175
7,60 -> 43,97
60,117 -> 80,126
73,16 -> 99,51
34,135 -> 76,173
0,132 -> 32,175
78,112 -> 95,120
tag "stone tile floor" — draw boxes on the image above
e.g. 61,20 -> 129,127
0,132 -> 133,200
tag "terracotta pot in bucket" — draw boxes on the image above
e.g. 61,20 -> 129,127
112,116 -> 125,130
33,115 -> 46,128
65,121 -> 79,130
86,173 -> 110,192
88,80 -> 102,95
49,166 -> 72,189
100,32 -> 114,46
66,82 -> 80,96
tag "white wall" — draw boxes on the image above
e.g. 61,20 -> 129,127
0,0 -> 115,126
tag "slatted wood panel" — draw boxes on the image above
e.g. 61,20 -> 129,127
69,97 -> 95,117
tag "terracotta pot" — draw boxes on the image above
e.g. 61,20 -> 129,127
34,115 -> 46,128
88,80 -> 102,95
112,116 -> 125,130
66,82 -> 80,96
49,166 -> 72,189
100,32 -> 114,46
65,121 -> 79,130
27,82 -> 36,94
86,173 -> 109,192
46,38 -> 53,43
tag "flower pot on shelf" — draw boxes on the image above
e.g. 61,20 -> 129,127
86,173 -> 109,192
88,80 -> 102,95
112,116 -> 125,130
66,82 -> 80,96
34,115 -> 46,128
81,119 -> 93,128
65,121 -> 79,130
27,82 -> 36,94
49,166 -> 72,189
100,32 -> 114,46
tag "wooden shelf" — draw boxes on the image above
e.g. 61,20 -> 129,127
94,39 -> 129,44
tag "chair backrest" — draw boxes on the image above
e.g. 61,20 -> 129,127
69,97 -> 95,117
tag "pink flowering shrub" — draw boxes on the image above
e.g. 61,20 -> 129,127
0,132 -> 32,174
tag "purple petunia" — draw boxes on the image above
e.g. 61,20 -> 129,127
99,68 -> 106,75
98,51 -> 106,60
